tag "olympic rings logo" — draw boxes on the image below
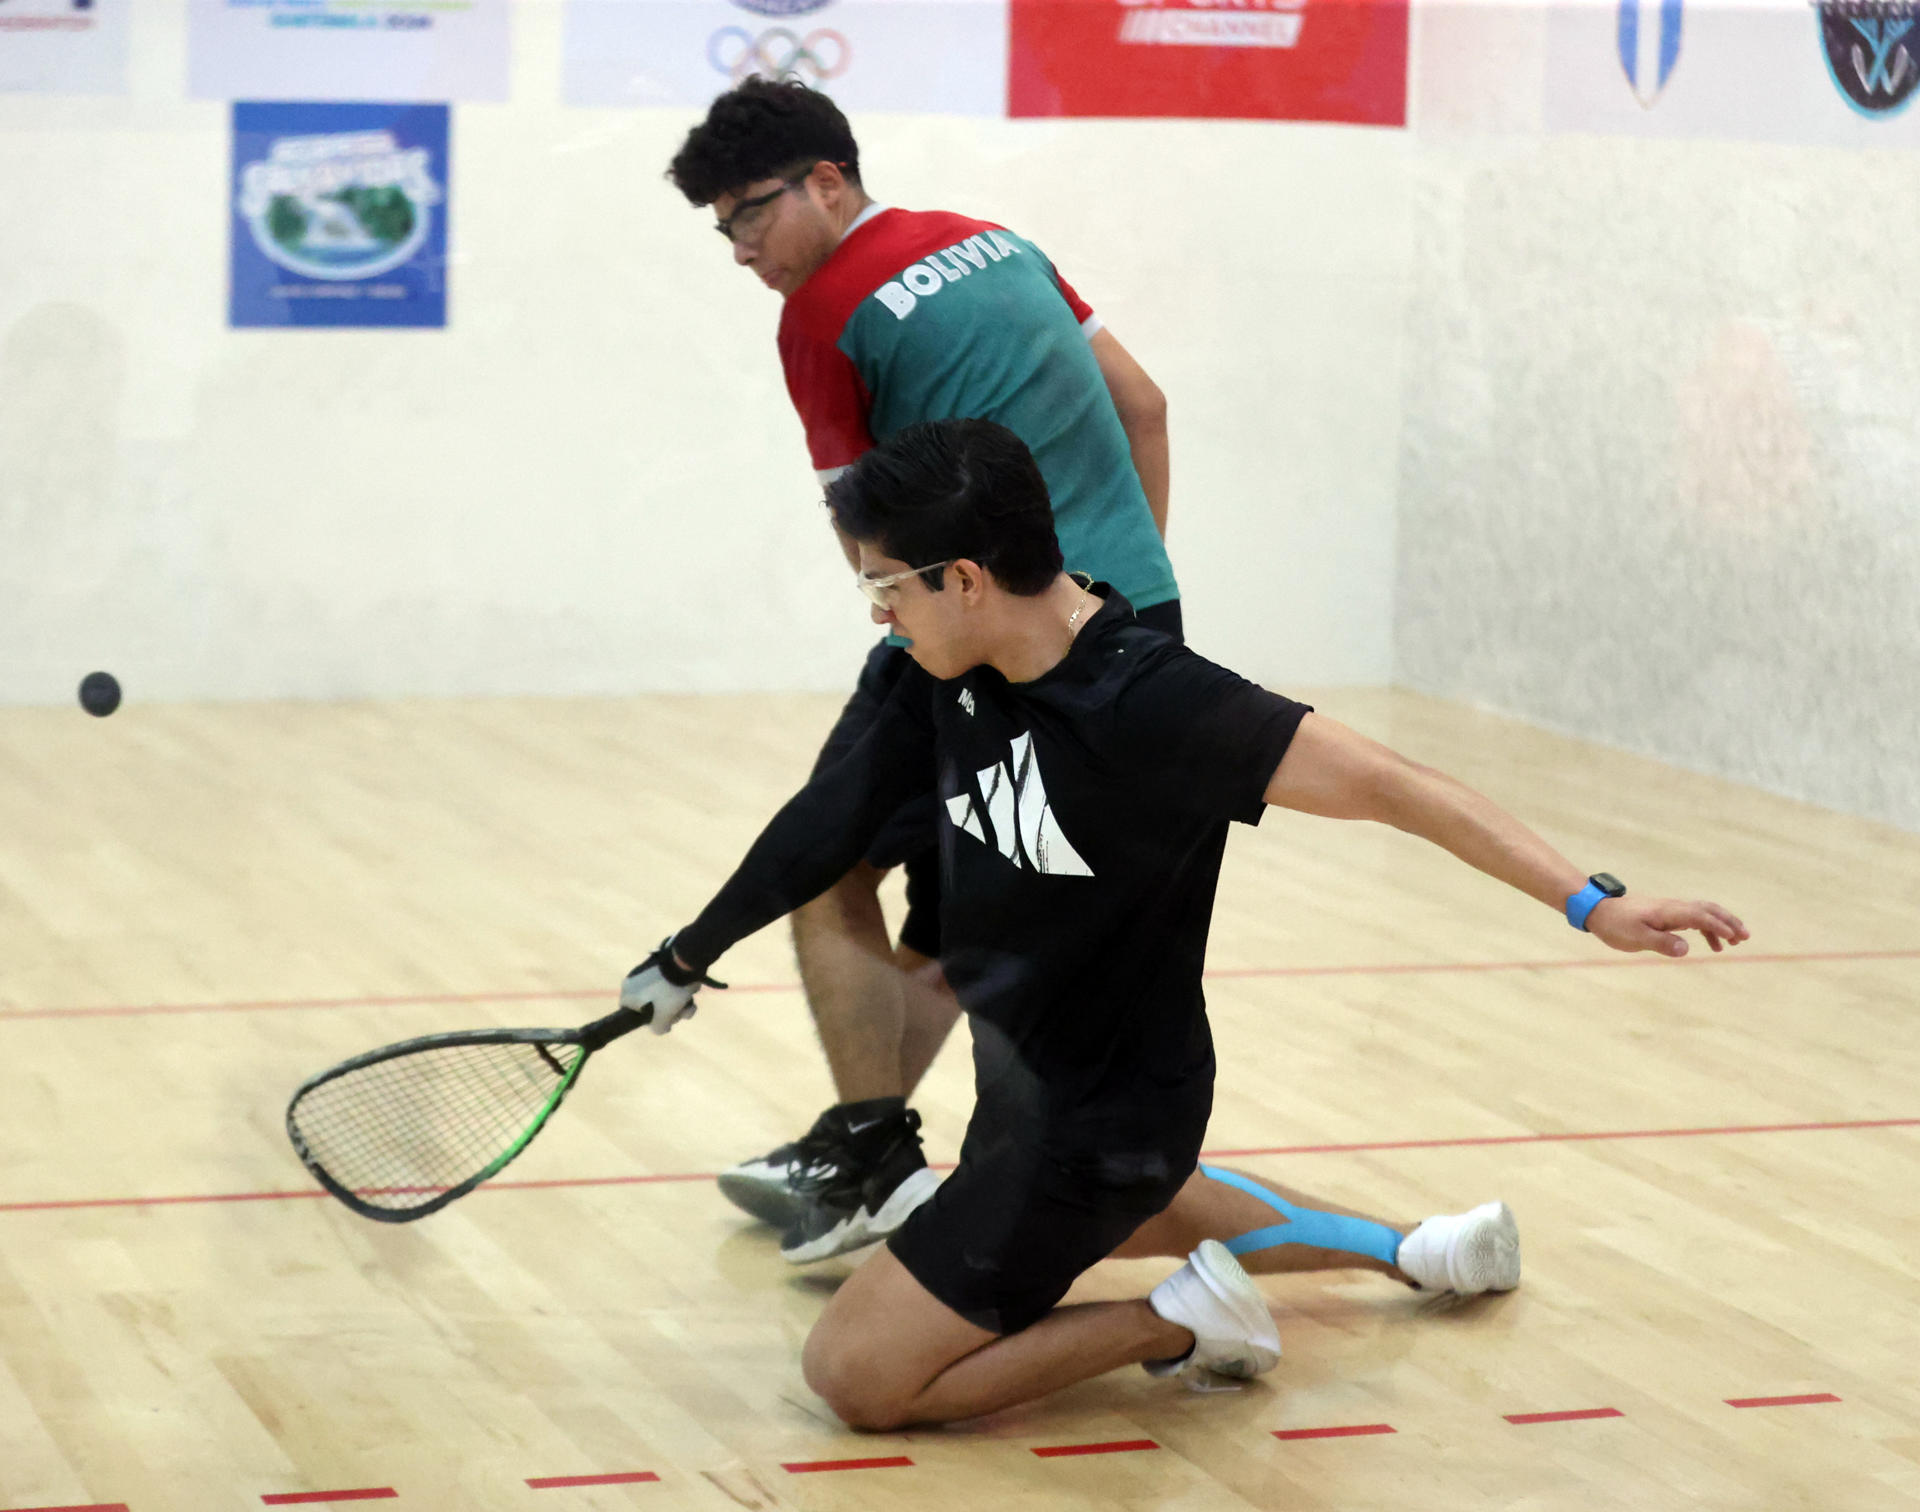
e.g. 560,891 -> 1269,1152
707,26 -> 850,85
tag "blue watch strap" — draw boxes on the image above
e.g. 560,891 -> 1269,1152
1565,881 -> 1608,931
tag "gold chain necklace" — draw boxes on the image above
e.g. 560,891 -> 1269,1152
1064,572 -> 1094,643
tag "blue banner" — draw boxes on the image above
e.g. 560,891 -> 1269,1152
229,101 -> 450,329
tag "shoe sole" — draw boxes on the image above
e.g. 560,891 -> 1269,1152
779,1165 -> 943,1266
716,1163 -> 806,1230
1450,1201 -> 1521,1294
1190,1239 -> 1282,1377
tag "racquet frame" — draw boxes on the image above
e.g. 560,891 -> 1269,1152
285,1004 -> 651,1223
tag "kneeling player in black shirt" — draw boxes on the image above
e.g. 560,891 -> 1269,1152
618,419 -> 1748,1429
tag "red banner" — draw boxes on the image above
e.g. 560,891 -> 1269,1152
1009,0 -> 1407,126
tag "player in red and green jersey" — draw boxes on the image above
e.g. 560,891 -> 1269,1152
668,79 -> 1179,1262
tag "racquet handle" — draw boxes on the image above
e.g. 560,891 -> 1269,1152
578,1005 -> 654,1049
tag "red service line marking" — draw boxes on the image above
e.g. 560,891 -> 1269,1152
1031,1438 -> 1159,1458
1727,1393 -> 1842,1409
527,1472 -> 660,1489
781,1456 -> 912,1474
8,947 -> 1915,1023
261,1492 -> 398,1506
1273,1423 -> 1397,1440
1505,1408 -> 1624,1425
6,1116 -> 1916,1217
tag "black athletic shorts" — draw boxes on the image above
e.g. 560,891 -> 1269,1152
887,1026 -> 1214,1335
814,597 -> 1184,961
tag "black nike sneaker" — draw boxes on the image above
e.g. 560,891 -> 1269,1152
776,1100 -> 942,1264
716,1106 -> 842,1231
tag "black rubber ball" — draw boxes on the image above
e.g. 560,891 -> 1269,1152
79,671 -> 122,717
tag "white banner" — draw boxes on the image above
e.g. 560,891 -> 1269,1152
1544,0 -> 1920,146
188,0 -> 510,103
564,0 -> 1008,116
0,0 -> 129,95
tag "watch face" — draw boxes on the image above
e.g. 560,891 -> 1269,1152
1591,872 -> 1626,897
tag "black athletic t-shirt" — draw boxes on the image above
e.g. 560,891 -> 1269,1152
673,591 -> 1309,1144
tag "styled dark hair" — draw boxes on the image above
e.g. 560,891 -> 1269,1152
828,420 -> 1064,597
667,78 -> 862,207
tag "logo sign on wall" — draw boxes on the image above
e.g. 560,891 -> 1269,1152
190,0 -> 508,102
1546,0 -> 1920,144
0,0 -> 128,94
563,0 -> 1007,115
230,102 -> 450,329
1815,0 -> 1919,116
1617,0 -> 1684,106
1008,0 -> 1408,125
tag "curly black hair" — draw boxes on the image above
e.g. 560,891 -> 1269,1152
667,78 -> 863,207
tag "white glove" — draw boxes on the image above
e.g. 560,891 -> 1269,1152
619,937 -> 725,1034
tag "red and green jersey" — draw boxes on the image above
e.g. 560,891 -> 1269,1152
778,208 -> 1178,611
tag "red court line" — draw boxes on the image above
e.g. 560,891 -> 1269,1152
780,1456 -> 912,1474
1031,1439 -> 1159,1458
1505,1408 -> 1624,1425
526,1471 -> 660,1489
6,1504 -> 132,1511
6,948 -> 1913,1023
1727,1393 -> 1841,1409
261,1492 -> 398,1506
5,1116 -> 1915,1216
1273,1423 -> 1397,1441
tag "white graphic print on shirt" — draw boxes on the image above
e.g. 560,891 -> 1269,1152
943,730 -> 1093,877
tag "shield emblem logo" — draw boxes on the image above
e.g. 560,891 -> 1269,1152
1816,2 -> 1920,116
1617,0 -> 1685,106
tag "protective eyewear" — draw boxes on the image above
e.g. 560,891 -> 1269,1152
713,167 -> 815,245
856,559 -> 956,607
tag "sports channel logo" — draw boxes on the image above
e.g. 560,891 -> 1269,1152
238,129 -> 441,280
1116,0 -> 1305,49
708,24 -> 848,85
1813,0 -> 1918,115
1617,0 -> 1683,106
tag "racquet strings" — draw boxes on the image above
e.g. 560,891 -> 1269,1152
290,1039 -> 586,1212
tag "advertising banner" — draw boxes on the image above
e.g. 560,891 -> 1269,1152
190,0 -> 508,102
0,0 -> 128,95
563,0 -> 1008,116
1545,0 -> 1920,145
229,102 -> 450,329
1008,0 -> 1408,125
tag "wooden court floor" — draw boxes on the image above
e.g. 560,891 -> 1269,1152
1,687 -> 1915,1512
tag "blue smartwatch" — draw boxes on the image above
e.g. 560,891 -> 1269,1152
1565,872 -> 1625,930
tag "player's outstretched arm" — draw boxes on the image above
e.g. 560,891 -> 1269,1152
1261,713 -> 1749,957
1089,328 -> 1169,538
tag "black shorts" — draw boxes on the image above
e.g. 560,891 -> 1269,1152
816,601 -> 1183,961
887,1028 -> 1213,1335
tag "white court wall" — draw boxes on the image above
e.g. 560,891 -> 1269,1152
1398,6 -> 1920,833
0,0 -> 1409,704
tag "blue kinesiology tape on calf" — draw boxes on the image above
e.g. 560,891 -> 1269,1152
1199,1164 -> 1404,1266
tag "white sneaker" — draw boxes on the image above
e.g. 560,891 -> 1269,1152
1144,1239 -> 1281,1379
1395,1200 -> 1521,1295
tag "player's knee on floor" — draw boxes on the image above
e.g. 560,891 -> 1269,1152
801,1321 -> 913,1431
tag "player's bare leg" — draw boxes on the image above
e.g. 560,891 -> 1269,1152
1115,1166 -> 1409,1278
790,862 -> 907,1102
1114,1165 -> 1522,1295
714,864 -> 942,1262
802,1244 -> 1271,1429
895,943 -> 963,1095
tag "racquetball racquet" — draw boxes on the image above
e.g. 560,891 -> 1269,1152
286,1002 -> 657,1223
